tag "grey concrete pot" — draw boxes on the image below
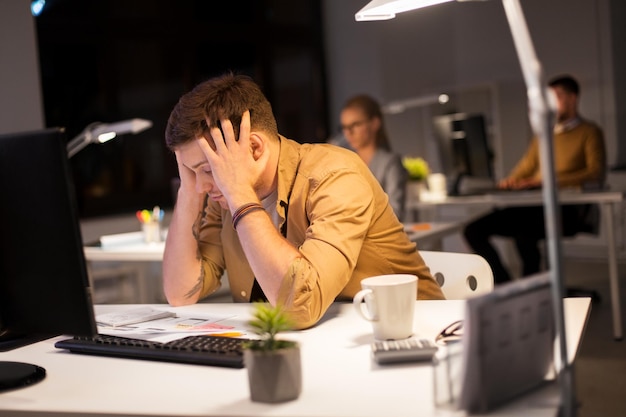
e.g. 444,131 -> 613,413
244,345 -> 302,403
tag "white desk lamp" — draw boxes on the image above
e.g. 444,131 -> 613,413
382,93 -> 449,115
355,0 -> 573,415
67,118 -> 153,158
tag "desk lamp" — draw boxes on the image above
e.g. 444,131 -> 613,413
382,93 -> 449,115
355,0 -> 573,415
66,118 -> 152,158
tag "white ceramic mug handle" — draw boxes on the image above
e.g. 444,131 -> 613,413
353,289 -> 377,321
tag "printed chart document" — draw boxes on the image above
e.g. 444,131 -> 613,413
96,307 -> 251,343
96,307 -> 176,326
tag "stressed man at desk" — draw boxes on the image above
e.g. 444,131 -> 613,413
162,73 -> 444,329
464,75 -> 606,284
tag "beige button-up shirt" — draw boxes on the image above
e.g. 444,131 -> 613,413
193,136 -> 444,329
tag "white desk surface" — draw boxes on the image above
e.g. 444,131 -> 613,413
84,241 -> 165,262
0,298 -> 590,417
409,189 -> 624,209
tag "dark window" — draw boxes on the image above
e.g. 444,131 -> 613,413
36,0 -> 328,217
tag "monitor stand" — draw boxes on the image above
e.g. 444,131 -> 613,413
0,330 -> 54,352
0,361 -> 46,392
447,172 -> 470,196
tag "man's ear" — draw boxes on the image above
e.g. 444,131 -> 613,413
249,133 -> 265,160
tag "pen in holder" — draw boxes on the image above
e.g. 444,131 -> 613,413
137,206 -> 164,243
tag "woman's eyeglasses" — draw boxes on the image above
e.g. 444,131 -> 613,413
435,320 -> 463,346
339,119 -> 368,134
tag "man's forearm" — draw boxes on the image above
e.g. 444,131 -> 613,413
233,207 -> 301,305
163,190 -> 205,305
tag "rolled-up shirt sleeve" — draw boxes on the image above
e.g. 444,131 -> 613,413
277,169 -> 374,329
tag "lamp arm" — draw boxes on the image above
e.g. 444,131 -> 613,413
67,123 -> 99,158
501,1 -> 574,416
382,93 -> 443,114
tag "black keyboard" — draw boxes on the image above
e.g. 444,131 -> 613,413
54,334 -> 250,368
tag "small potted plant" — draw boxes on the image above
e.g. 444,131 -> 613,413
402,156 -> 430,200
243,303 -> 302,403
402,156 -> 430,182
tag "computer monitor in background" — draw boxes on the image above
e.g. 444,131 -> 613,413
0,128 -> 97,390
432,113 -> 494,195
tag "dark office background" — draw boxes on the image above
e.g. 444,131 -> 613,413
35,0 -> 329,218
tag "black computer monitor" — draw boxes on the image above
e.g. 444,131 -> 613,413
0,128 -> 97,390
432,113 -> 494,195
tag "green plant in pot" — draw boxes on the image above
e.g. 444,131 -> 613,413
402,156 -> 430,182
402,156 -> 430,201
243,303 -> 302,403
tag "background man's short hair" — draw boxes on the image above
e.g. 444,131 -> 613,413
549,74 -> 580,95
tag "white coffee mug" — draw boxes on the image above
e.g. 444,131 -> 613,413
353,274 -> 418,340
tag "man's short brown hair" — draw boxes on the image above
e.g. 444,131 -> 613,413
165,73 -> 279,150
548,74 -> 580,96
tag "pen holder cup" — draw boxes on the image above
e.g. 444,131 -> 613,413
432,341 -> 463,411
427,173 -> 447,201
142,222 -> 162,243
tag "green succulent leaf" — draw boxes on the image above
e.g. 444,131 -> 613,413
245,303 -> 297,351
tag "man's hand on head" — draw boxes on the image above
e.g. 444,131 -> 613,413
197,111 -> 263,211
174,149 -> 200,196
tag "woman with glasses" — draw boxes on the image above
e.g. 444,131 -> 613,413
340,94 -> 408,220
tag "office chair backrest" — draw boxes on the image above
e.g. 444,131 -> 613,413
420,250 -> 494,299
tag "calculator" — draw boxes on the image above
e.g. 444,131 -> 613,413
371,338 -> 438,364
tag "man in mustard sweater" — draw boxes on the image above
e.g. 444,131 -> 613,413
463,75 -> 606,284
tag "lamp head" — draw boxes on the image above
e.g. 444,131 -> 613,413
355,0 -> 454,21
355,0 -> 485,21
90,119 -> 153,144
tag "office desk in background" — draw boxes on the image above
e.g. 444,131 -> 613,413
84,236 -> 165,262
409,189 -> 624,340
0,298 -> 590,417
404,221 -> 465,248
84,222 -> 465,261
83,223 -> 464,303
83,233 -> 165,303
79,213 -> 172,304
